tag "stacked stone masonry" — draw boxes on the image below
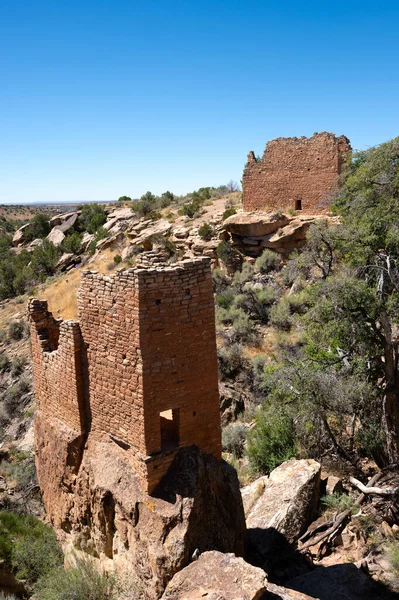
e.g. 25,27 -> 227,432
28,257 -> 221,494
243,132 -> 351,213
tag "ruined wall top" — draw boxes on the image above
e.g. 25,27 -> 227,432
243,131 -> 351,213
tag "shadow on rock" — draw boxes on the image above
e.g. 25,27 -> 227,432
246,526 -> 398,600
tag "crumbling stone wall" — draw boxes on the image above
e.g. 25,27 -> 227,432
28,299 -> 87,434
243,132 -> 351,213
29,257 -> 221,494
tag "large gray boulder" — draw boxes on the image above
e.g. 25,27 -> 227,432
242,459 -> 321,563
12,223 -> 30,246
49,211 -> 80,229
127,219 -> 172,250
47,228 -> 65,246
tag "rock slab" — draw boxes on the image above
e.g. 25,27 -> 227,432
162,551 -> 317,600
242,459 -> 321,562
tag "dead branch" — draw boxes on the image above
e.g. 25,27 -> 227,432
299,472 -> 383,555
349,476 -> 399,496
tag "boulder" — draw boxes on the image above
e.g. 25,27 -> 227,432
219,382 -> 246,425
26,238 -> 44,252
55,212 -> 79,234
172,226 -> 191,239
47,228 -> 65,246
161,551 -> 267,599
49,211 -> 80,229
260,220 -> 312,248
128,219 -> 172,250
242,459 -> 321,562
82,232 -> 95,251
161,551 -> 317,600
35,413 -> 246,600
103,207 -> 134,232
191,237 -> 219,257
95,232 -> 124,251
56,253 -> 79,271
12,223 -> 30,246
224,212 -> 292,237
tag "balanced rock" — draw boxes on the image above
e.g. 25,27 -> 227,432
49,211 -> 80,229
224,211 -> 292,237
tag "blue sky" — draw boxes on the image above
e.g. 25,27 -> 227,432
1,1 -> 398,203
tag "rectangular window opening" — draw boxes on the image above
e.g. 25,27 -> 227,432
295,199 -> 302,211
160,408 -> 180,451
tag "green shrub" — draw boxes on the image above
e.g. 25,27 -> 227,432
216,240 -> 239,264
233,285 -> 278,323
78,204 -> 107,234
269,298 -> 294,331
222,207 -> 237,220
212,268 -> 231,294
232,262 -> 254,286
62,232 -> 83,255
246,409 -> 297,475
24,214 -> 50,243
117,196 -> 131,203
113,254 -> 122,265
30,240 -> 62,277
198,223 -> 214,241
217,343 -> 247,379
10,355 -> 26,377
3,377 -> 31,414
388,541 -> 399,575
0,511 -> 62,583
160,190 -> 174,207
36,556 -> 122,600
95,227 -> 109,241
8,320 -> 25,341
215,287 -> 236,309
254,249 -> 281,274
231,312 -> 261,345
222,423 -> 247,457
321,493 -> 355,513
0,353 -> 10,372
132,191 -> 158,217
1,453 -> 36,492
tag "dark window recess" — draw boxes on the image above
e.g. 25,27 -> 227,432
295,199 -> 302,211
160,409 -> 180,450
155,299 -> 161,305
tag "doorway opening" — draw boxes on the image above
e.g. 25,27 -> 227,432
160,408 -> 180,450
295,199 -> 302,211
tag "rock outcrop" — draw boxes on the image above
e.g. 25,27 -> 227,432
36,427 -> 245,599
224,212 -> 317,257
242,459 -> 321,566
162,551 -> 317,600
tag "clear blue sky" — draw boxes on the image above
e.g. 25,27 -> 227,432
1,1 -> 398,203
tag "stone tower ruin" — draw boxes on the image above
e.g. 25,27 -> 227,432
243,132 -> 351,213
29,257 -> 221,494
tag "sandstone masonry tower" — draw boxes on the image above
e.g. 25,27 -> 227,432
243,132 -> 351,213
29,257 -> 221,494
